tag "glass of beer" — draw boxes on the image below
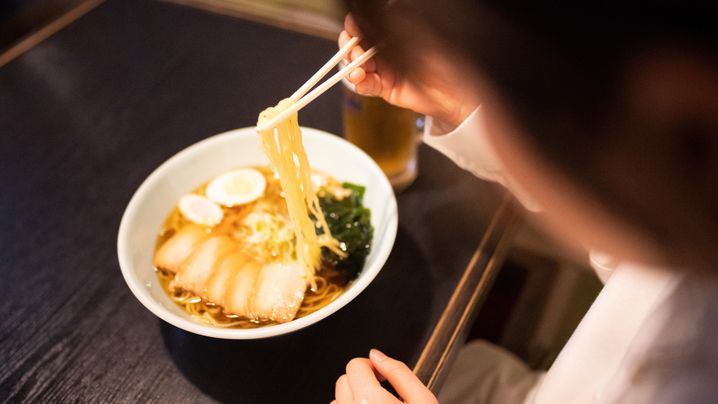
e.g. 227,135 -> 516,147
341,78 -> 420,193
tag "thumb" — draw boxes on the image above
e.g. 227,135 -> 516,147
369,349 -> 438,404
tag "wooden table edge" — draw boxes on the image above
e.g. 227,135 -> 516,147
0,0 -> 106,68
413,191 -> 524,393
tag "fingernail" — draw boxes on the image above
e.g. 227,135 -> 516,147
370,349 -> 387,362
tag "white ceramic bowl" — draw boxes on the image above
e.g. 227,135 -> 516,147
117,127 -> 398,339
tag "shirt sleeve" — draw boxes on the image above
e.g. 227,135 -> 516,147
437,339 -> 545,404
423,106 -> 542,212
424,107 -> 506,183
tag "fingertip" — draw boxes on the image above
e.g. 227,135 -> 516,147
368,349 -> 394,379
370,349 -> 387,362
369,349 -> 410,376
367,354 -> 437,403
346,357 -> 371,373
348,68 -> 365,84
368,350 -> 389,382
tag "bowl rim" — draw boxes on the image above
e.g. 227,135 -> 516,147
117,127 -> 398,339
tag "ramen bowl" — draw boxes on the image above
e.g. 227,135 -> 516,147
117,127 -> 398,339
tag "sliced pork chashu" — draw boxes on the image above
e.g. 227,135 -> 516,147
153,224 -> 210,273
248,261 -> 306,324
176,235 -> 236,299
222,256 -> 263,318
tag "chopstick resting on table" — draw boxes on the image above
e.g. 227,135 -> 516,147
256,39 -> 377,133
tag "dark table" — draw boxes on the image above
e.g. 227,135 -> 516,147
0,0 -> 518,402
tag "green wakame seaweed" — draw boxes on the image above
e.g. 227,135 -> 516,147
316,183 -> 374,281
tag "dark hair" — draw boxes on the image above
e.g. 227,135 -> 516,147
347,0 -> 718,270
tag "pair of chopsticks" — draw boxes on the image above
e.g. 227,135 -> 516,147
256,37 -> 377,132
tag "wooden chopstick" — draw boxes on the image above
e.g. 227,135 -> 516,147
289,36 -> 360,102
257,43 -> 377,133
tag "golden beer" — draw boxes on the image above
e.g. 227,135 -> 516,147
342,84 -> 418,192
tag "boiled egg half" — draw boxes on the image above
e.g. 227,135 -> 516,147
178,194 -> 224,226
205,168 -> 266,207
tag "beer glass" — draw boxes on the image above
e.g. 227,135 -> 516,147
341,79 -> 420,192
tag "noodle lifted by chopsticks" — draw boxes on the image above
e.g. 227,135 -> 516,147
257,99 -> 345,286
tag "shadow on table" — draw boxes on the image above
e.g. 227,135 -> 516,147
161,226 -> 433,404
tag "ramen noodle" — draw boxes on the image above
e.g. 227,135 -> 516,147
257,98 -> 344,286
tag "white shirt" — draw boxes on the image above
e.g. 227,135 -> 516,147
423,109 -> 685,404
423,108 -> 541,212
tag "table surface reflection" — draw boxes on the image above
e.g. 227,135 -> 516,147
0,0 -> 511,402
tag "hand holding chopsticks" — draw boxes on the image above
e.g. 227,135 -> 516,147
256,38 -> 377,132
